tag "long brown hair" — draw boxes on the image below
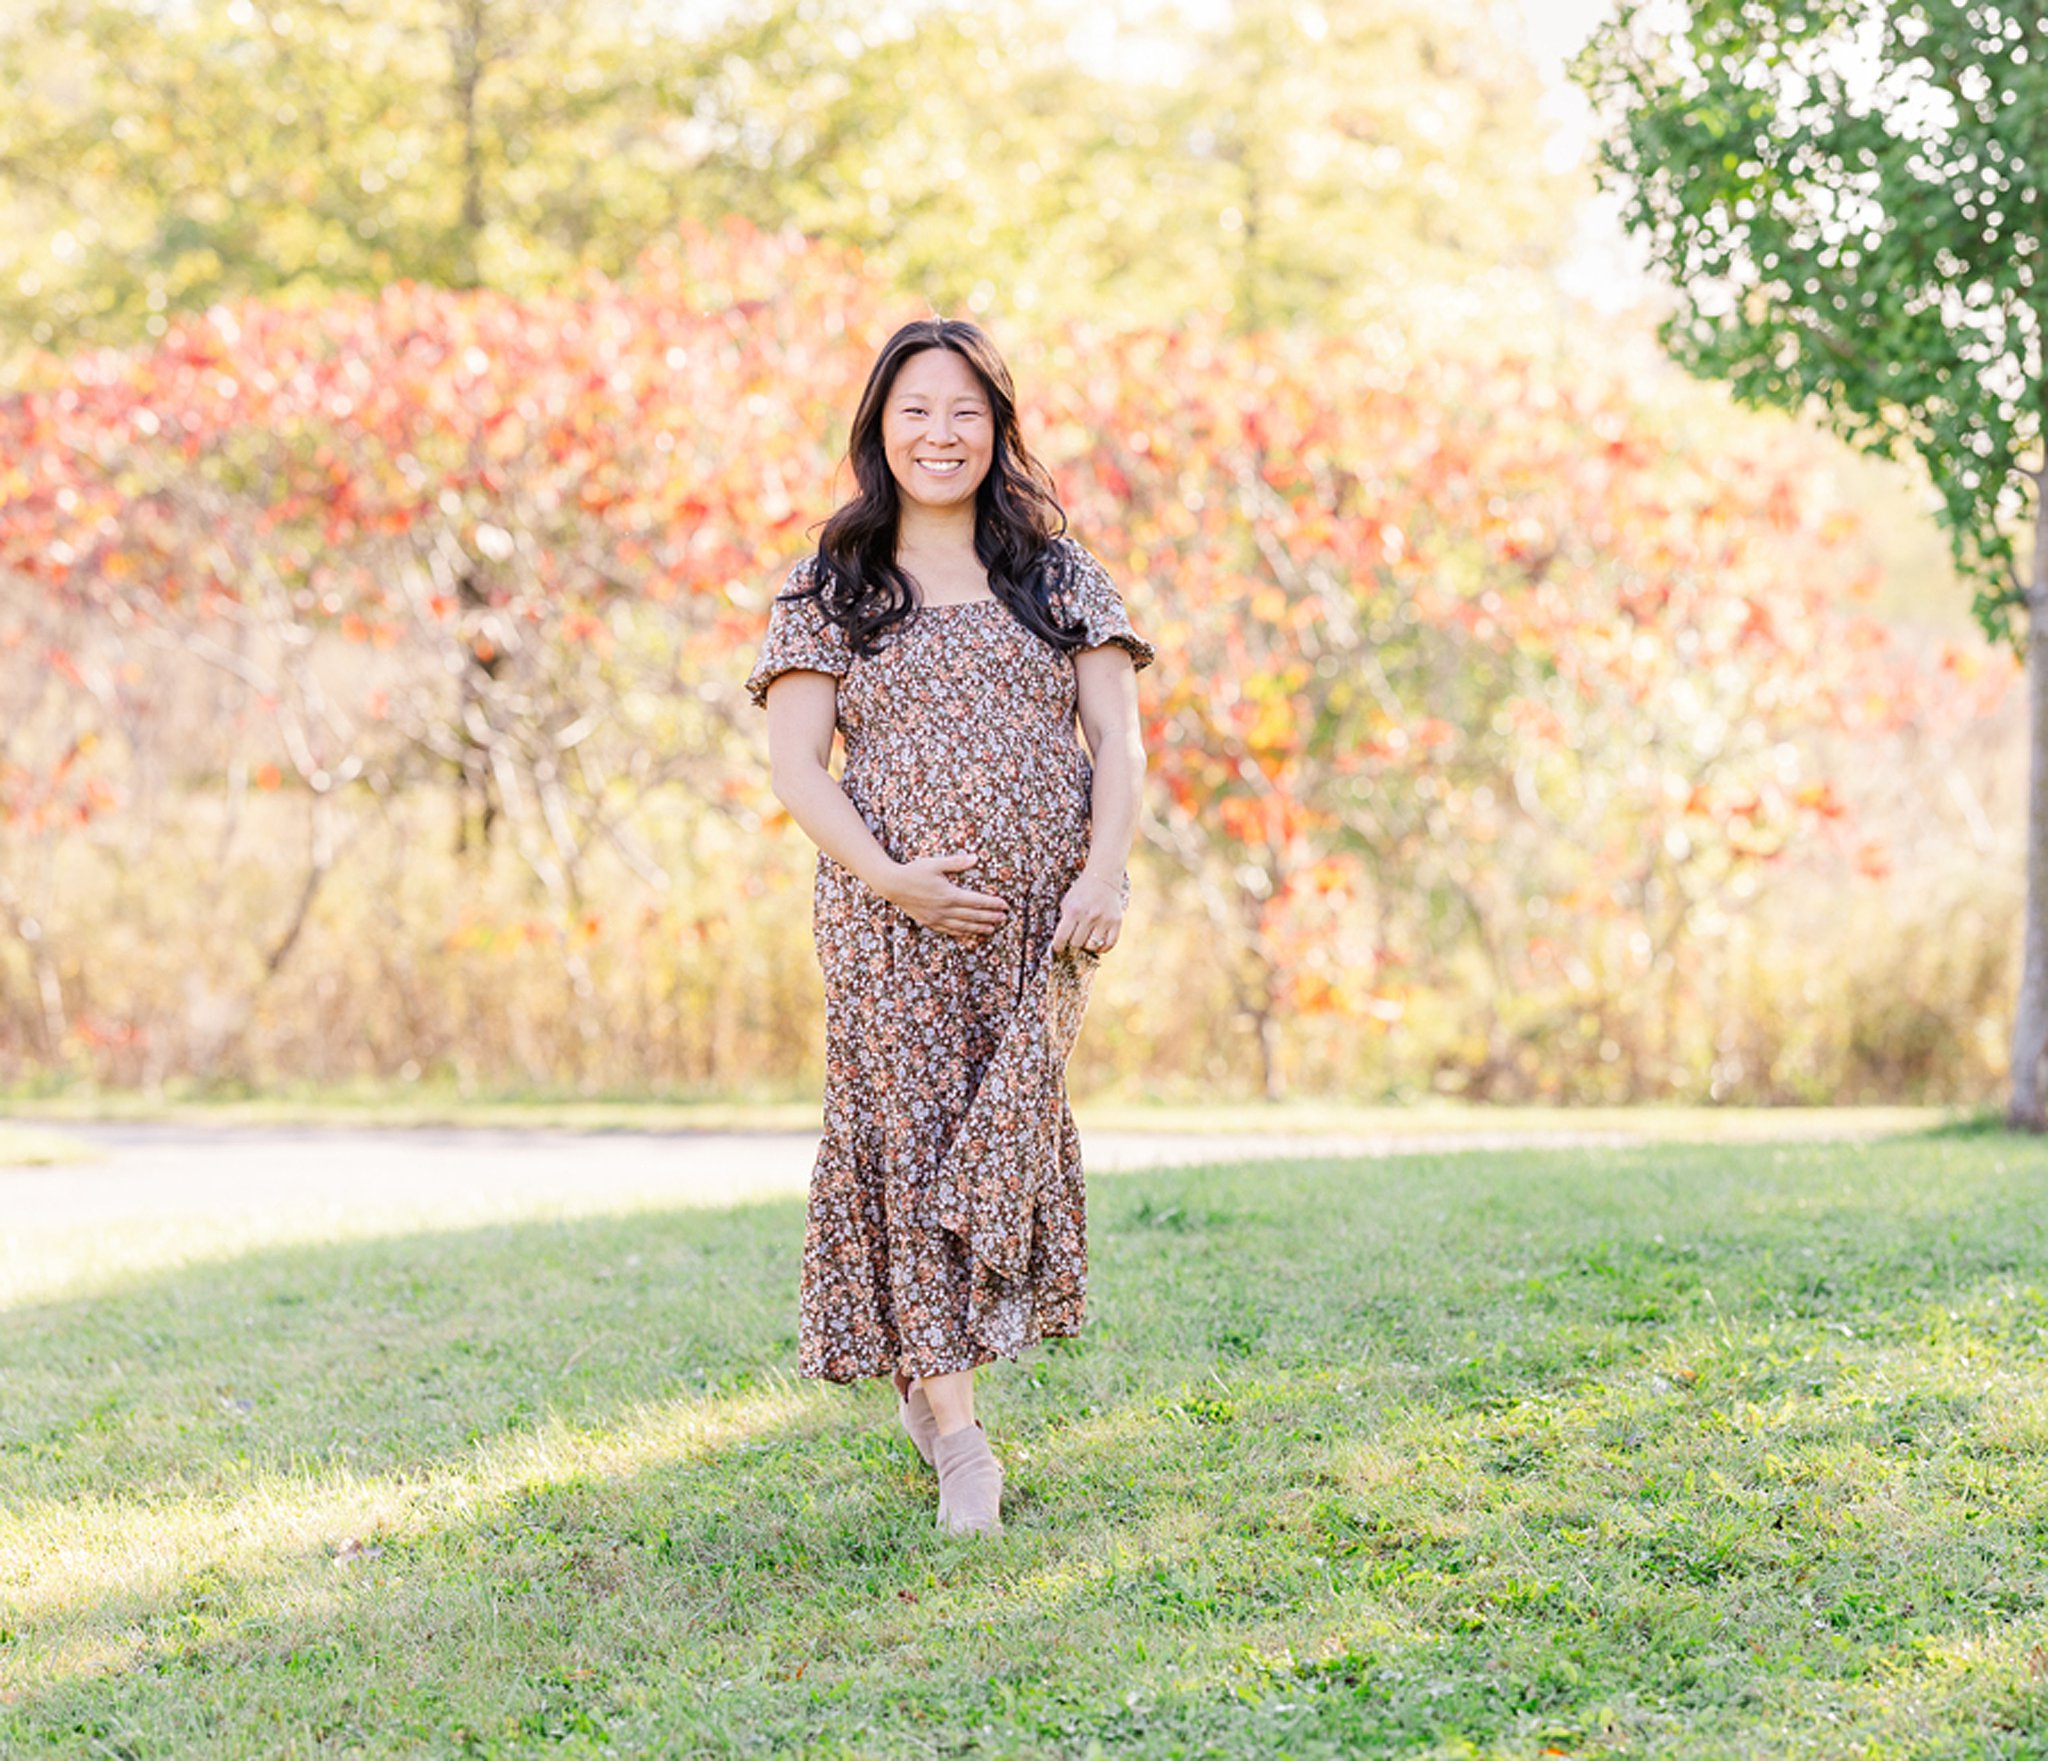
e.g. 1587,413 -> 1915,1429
788,318 -> 1089,658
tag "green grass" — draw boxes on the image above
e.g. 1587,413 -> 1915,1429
7,1130 -> 2048,1756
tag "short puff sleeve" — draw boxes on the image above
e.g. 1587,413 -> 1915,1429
744,562 -> 852,709
1056,538 -> 1155,672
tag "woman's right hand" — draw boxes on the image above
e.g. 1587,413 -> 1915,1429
884,851 -> 1011,940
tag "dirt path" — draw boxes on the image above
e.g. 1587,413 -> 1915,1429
3,1119 -> 1665,1232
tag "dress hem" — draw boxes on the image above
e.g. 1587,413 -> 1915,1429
798,1314 -> 1084,1387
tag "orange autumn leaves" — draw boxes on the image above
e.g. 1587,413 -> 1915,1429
1020,320 -> 2000,1041
0,220 -> 2013,1058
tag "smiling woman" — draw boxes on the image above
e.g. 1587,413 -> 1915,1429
744,317 -> 1156,1538
884,351 -> 992,529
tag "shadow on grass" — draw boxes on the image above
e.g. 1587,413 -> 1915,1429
9,1135 -> 2048,1757
1908,1105 -> 2033,1141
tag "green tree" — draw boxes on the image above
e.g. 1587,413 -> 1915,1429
1144,0 -> 1573,332
0,0 -> 1575,364
759,0 -> 1577,335
0,0 -> 806,358
1571,0 -> 2046,1124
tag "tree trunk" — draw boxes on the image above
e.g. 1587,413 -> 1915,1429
2007,462 -> 2048,1130
454,561 -> 503,855
449,0 -> 488,291
1255,1001 -> 1284,1101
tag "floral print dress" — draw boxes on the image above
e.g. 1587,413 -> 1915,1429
745,535 -> 1155,1384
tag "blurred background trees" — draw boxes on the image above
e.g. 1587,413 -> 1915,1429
0,0 -> 1574,356
1570,0 -> 2047,1122
0,0 -> 2028,1106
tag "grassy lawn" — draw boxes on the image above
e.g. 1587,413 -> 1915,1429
7,1123 -> 2048,1757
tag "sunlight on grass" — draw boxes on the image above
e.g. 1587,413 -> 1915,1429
3,1384 -> 815,1643
3,1185 -> 807,1314
8,1133 -> 2048,1756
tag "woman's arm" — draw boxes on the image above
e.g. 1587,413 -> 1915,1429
1054,646 -> 1148,955
763,670 -> 897,890
1075,645 -> 1146,885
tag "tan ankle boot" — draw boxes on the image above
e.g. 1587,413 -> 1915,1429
893,1369 -> 939,1468
933,1420 -> 1004,1535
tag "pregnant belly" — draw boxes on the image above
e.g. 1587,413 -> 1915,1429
848,749 -> 1091,901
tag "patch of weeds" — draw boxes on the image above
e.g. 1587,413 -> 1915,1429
1286,1644 -> 1386,1690
1633,1517 -> 1762,1588
1343,1294 -> 1423,1350
1915,1108 -> 2016,1140
1476,1572 -> 1565,1614
1433,1356 -> 1529,1414
63,1719 -> 145,1761
1130,1196 -> 1230,1232
1161,1389 -> 1236,1426
1211,1319 -> 1266,1358
1485,1436 -> 1560,1477
1871,1390 -> 1982,1449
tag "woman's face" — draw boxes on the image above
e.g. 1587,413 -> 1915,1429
880,347 -> 994,515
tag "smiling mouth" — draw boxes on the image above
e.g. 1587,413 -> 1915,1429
917,459 -> 965,476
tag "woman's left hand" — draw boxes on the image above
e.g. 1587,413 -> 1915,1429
1051,872 -> 1125,958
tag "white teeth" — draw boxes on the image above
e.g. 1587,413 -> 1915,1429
918,459 -> 963,473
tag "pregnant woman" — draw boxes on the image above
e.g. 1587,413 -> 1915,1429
745,318 -> 1154,1536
